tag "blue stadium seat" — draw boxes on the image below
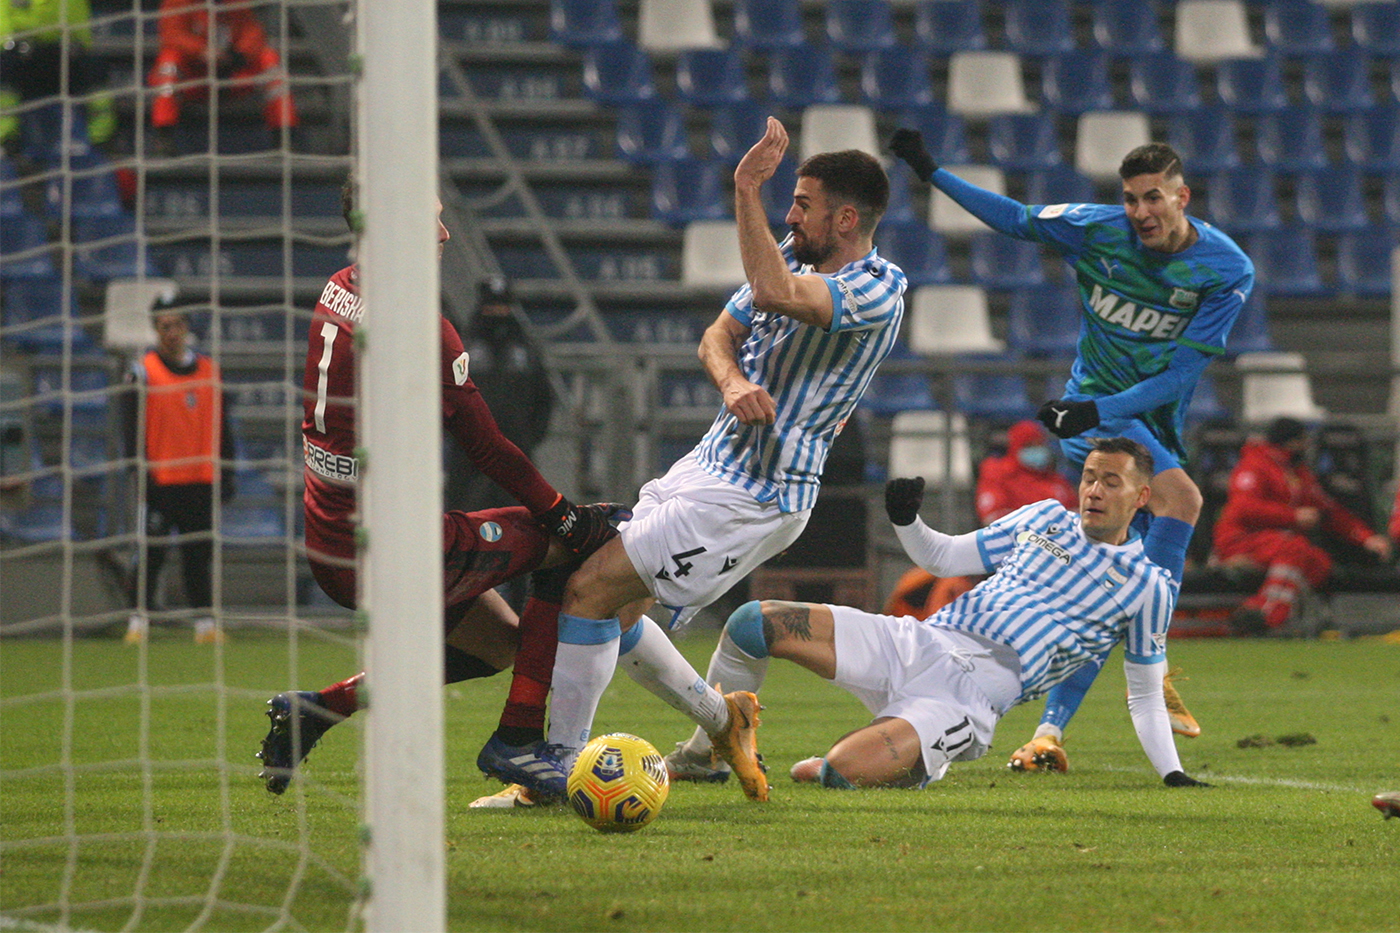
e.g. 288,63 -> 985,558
1216,56 -> 1289,115
1352,3 -> 1400,58
1025,165 -> 1096,206
1227,289 -> 1275,355
912,0 -> 986,55
873,221 -> 952,288
1089,0 -> 1165,55
651,157 -> 731,226
1128,53 -> 1202,115
0,212 -> 56,279
709,99 -> 772,163
66,151 -> 124,219
859,339 -> 935,416
1186,371 -> 1231,424
222,504 -> 287,540
896,104 -> 971,167
825,0 -> 897,54
884,162 -> 922,226
1255,106 -> 1329,172
1343,105 -> 1400,173
1246,229 -> 1330,297
550,0 -> 623,47
986,113 -> 1063,172
767,43 -> 842,109
1164,107 -> 1243,175
1384,174 -> 1400,227
1002,0 -> 1075,57
73,213 -> 149,281
860,46 -> 935,111
1302,51 -> 1375,115
582,41 -> 656,106
953,365 -> 1033,423
764,158 -> 799,224
1006,281 -> 1081,358
1262,0 -> 1334,56
969,232 -> 1046,289
1293,164 -> 1369,234
732,0 -> 806,50
675,49 -> 749,108
615,100 -> 689,164
1041,51 -> 1114,116
1335,227 -> 1398,297
1206,167 -> 1282,235
0,501 -> 73,543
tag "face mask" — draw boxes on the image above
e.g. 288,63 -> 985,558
1018,445 -> 1051,471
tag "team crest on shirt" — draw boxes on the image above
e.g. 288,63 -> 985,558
1038,204 -> 1068,219
1169,288 -> 1198,310
1017,530 -> 1072,564
479,522 -> 502,542
452,352 -> 470,385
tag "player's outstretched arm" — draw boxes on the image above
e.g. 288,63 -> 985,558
889,128 -> 1028,237
1125,658 -> 1208,787
885,478 -> 987,577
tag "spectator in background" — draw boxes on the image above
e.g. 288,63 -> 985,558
1389,482 -> 1400,546
148,0 -> 296,142
1213,417 -> 1392,635
119,305 -> 235,645
1,0 -> 116,153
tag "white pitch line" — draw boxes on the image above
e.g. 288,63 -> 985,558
1101,765 -> 1378,795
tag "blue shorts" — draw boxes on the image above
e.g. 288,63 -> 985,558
1057,418 -> 1182,476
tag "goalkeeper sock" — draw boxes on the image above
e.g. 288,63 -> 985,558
319,672 -> 364,717
618,616 -> 728,735
546,614 -> 620,754
494,590 -> 564,743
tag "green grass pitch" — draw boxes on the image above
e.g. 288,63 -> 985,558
2,628 -> 1398,932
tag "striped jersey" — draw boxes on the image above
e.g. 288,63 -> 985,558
693,235 -> 906,513
931,499 -> 1178,703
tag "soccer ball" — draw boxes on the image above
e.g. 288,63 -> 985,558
566,733 -> 670,833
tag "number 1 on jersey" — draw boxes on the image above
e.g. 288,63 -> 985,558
314,321 -> 338,434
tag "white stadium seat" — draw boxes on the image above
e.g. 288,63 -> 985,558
928,164 -> 1006,236
1236,351 -> 1327,423
681,220 -> 746,287
1076,111 -> 1152,183
799,104 -> 880,162
1174,0 -> 1261,64
947,51 -> 1035,118
638,0 -> 722,51
907,285 -> 1003,355
889,410 -> 973,487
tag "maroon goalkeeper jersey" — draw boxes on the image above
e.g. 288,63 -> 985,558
301,265 -> 559,561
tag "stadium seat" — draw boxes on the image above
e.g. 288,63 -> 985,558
1041,51 -> 1115,117
73,214 -> 149,281
907,284 -> 1003,355
732,0 -> 806,50
883,163 -> 922,226
888,409 -> 973,487
947,51 -> 1035,118
1090,0 -> 1166,55
581,41 -> 657,106
675,49 -> 749,107
638,0 -> 721,51
0,212 -> 56,279
1254,107 -> 1329,172
873,221 -> 952,288
1236,351 -> 1326,422
651,157 -> 731,226
1384,174 -> 1400,227
1351,2 -> 1400,58
1003,0 -> 1075,57
1025,165 -> 1097,206
860,47 -> 935,112
1342,105 -> 1400,173
1006,281 -> 1081,358
897,104 -> 972,166
1262,0 -> 1335,56
1076,111 -> 1150,183
66,151 -> 124,219
1128,53 -> 1203,116
1174,0 -> 1261,64
1166,106 -> 1242,174
1302,51 -> 1375,114
825,0 -> 897,54
1293,165 -> 1369,234
799,104 -> 879,161
1246,229 -> 1330,297
1206,167 -> 1282,234
615,99 -> 689,164
928,165 -> 1006,236
764,158 -> 799,225
103,278 -> 176,351
860,339 -> 936,416
1216,56 -> 1289,114
1335,227 -> 1398,297
767,43 -> 843,109
987,113 -> 1064,172
953,364 -> 1034,423
681,220 -> 745,287
969,232 -> 1046,289
1226,288 -> 1275,355
912,0 -> 987,55
709,99 -> 773,163
1185,371 -> 1232,424
549,0 -> 623,47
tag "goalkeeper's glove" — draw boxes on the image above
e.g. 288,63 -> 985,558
884,476 -> 926,527
1163,770 -> 1211,788
889,128 -> 939,183
1037,398 -> 1101,439
533,497 -> 629,556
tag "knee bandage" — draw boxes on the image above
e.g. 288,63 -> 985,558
724,600 -> 769,659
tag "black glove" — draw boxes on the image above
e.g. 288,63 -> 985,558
534,497 -> 630,556
1163,770 -> 1211,788
884,476 -> 926,527
1037,398 -> 1100,439
889,128 -> 939,182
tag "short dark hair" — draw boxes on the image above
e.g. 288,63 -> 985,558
1266,416 -> 1308,446
796,149 -> 889,235
1088,436 -> 1155,480
1119,143 -> 1184,182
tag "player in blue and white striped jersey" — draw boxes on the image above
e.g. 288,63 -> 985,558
709,437 -> 1209,790
478,117 -> 907,804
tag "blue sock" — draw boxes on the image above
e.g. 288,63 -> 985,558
1041,655 -> 1107,731
819,759 -> 856,789
617,620 -> 643,656
1144,516 -> 1193,581
724,600 -> 769,659
557,613 -> 621,645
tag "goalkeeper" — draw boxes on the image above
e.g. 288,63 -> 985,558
891,131 -> 1254,770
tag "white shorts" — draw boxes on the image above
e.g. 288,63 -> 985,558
619,455 -> 810,630
830,606 -> 1023,783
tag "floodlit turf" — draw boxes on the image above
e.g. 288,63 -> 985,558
2,629 -> 1398,932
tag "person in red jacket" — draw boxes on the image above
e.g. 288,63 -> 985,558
1213,417 -> 1392,634
1389,482 -> 1400,544
147,0 -> 296,134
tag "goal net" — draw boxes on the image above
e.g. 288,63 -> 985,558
0,0 -> 440,928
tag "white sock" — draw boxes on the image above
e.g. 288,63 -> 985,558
618,616 -> 728,735
679,629 -> 769,758
546,615 -> 621,764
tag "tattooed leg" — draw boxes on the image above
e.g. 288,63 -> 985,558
759,600 -> 838,679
